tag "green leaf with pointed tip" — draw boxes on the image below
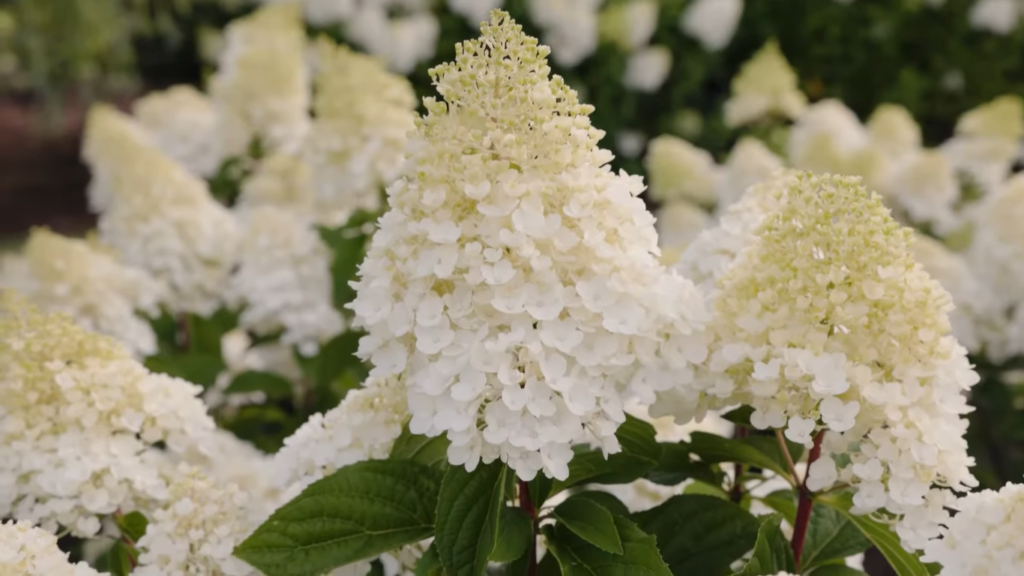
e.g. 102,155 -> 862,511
551,415 -> 661,494
553,494 -> 624,555
115,511 -> 148,543
800,504 -> 871,571
819,493 -> 932,576
434,462 -> 508,576
758,489 -> 798,525
415,544 -> 444,576
490,506 -> 532,563
390,425 -> 451,468
104,541 -> 136,576
646,442 -> 725,487
633,495 -> 760,576
568,491 -> 631,517
234,460 -> 442,576
689,432 -> 799,481
734,514 -> 795,576
683,480 -> 730,499
544,516 -> 671,576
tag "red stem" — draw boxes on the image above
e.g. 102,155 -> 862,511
518,480 -> 537,576
791,430 -> 825,573
730,427 -> 749,502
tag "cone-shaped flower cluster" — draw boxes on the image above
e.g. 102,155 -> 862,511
348,11 -> 708,480
724,40 -> 807,128
133,85 -> 224,178
84,106 -> 240,316
922,482 -> 1024,574
0,520 -> 103,575
0,295 -> 215,537
659,173 -> 978,550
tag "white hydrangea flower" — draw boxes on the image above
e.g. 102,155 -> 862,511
879,150 -> 960,233
599,0 -> 659,51
346,7 -> 440,74
0,297 -> 216,537
235,152 -> 317,214
788,100 -> 887,190
527,0 -> 603,67
303,0 -> 356,26
80,103 -> 159,213
659,173 -> 979,551
922,482 -> 1024,574
655,201 -> 713,261
134,464 -> 260,576
449,0 -> 506,26
348,11 -> 709,481
623,45 -> 673,93
968,0 -> 1022,34
211,2 -> 311,157
616,130 -> 648,159
943,95 -> 1024,193
86,106 -> 240,316
644,135 -> 719,206
305,39 -> 417,222
0,520 -> 103,575
680,0 -> 744,52
228,207 -> 344,356
724,40 -> 806,128
170,428 -> 280,515
0,228 -> 164,357
867,103 -> 922,157
715,136 -> 784,210
676,170 -> 798,292
132,85 -> 224,178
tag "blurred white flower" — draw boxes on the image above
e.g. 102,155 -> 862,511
644,135 -> 720,206
969,0 -> 1022,35
724,40 -> 806,128
599,0 -> 659,51
0,520 -> 103,575
133,85 -> 224,178
715,137 -> 784,209
923,482 -> 1024,574
681,0 -> 744,52
623,45 -> 673,93
527,0 -> 603,66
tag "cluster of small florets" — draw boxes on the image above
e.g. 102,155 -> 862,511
658,174 -> 979,550
0,520 -> 103,575
724,40 -> 807,128
0,296 -> 215,536
922,482 -> 1024,575
643,135 -> 718,206
0,228 -> 164,357
348,11 -> 708,481
84,106 -> 240,316
304,40 -> 418,222
228,207 -> 344,356
133,85 -> 224,178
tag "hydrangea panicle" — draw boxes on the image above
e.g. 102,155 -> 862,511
133,85 -> 224,178
724,40 -> 807,128
0,520 -> 103,575
922,482 -> 1024,574
348,10 -> 708,480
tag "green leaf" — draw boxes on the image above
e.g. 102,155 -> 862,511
552,415 -> 661,494
116,511 -> 148,543
808,566 -> 867,576
800,504 -> 871,571
758,489 -> 798,525
689,432 -> 798,481
187,309 -> 240,355
390,425 -> 451,468
234,460 -> 442,576
366,560 -> 385,576
819,493 -> 932,576
734,514 -> 795,576
434,462 -> 509,576
144,352 -> 225,388
646,442 -> 724,487
568,491 -> 631,517
226,371 -> 294,400
490,506 -> 533,563
722,406 -> 754,426
745,435 -> 805,472
632,495 -> 760,576
544,516 -> 671,576
415,544 -> 444,576
553,494 -> 624,555
318,211 -> 378,310
683,480 -> 729,499
105,541 -> 136,576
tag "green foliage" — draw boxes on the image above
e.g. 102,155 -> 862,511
234,460 -> 442,576
800,504 -> 872,572
543,515 -> 672,576
688,432 -> 802,481
489,507 -> 532,563
733,514 -> 795,576
819,493 -> 935,576
550,414 -> 660,495
225,371 -> 293,400
552,494 -> 624,555
434,462 -> 509,576
115,511 -> 148,543
389,425 -> 451,469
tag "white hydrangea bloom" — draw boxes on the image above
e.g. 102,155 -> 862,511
644,135 -> 719,206
228,207 -> 344,356
724,40 -> 806,128
660,173 -> 979,551
303,0 -> 356,26
211,2 -> 311,157
680,0 -> 744,52
235,152 -> 317,214
788,100 -> 886,190
880,150 -> 960,233
676,170 -> 798,292
305,39 -> 418,222
0,520 -> 103,575
449,0 -> 506,26
623,46 -> 673,93
132,85 -> 224,178
655,201 -> 712,260
87,106 -> 240,316
599,0 -> 659,51
715,136 -> 784,210
134,465 -> 260,576
348,11 -> 709,481
527,0 -> 602,67
80,103 -> 159,213
346,7 -> 440,74
867,104 -> 922,157
969,0 -> 1022,34
943,95 -> 1024,193
0,297 -> 216,537
923,482 -> 1024,574
0,228 -> 164,357
171,428 -> 280,514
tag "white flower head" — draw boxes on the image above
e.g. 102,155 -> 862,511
867,103 -> 922,157
449,0 -> 506,27
85,105 -> 240,316
133,85 -> 224,177
715,136 -> 784,209
655,201 -> 712,262
968,0 -> 1022,35
80,103 -> 159,213
0,520 -> 103,575
724,40 -> 807,128
0,228 -> 164,357
348,11 -> 709,481
955,94 -> 1024,140
235,152 -> 317,215
527,0 -> 603,67
923,482 -> 1024,574
680,0 -> 744,52
942,94 -> 1024,193
623,45 -> 673,93
643,135 -> 719,206
879,149 -> 960,233
599,0 -> 659,51
661,173 -> 979,550
346,8 -> 440,74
